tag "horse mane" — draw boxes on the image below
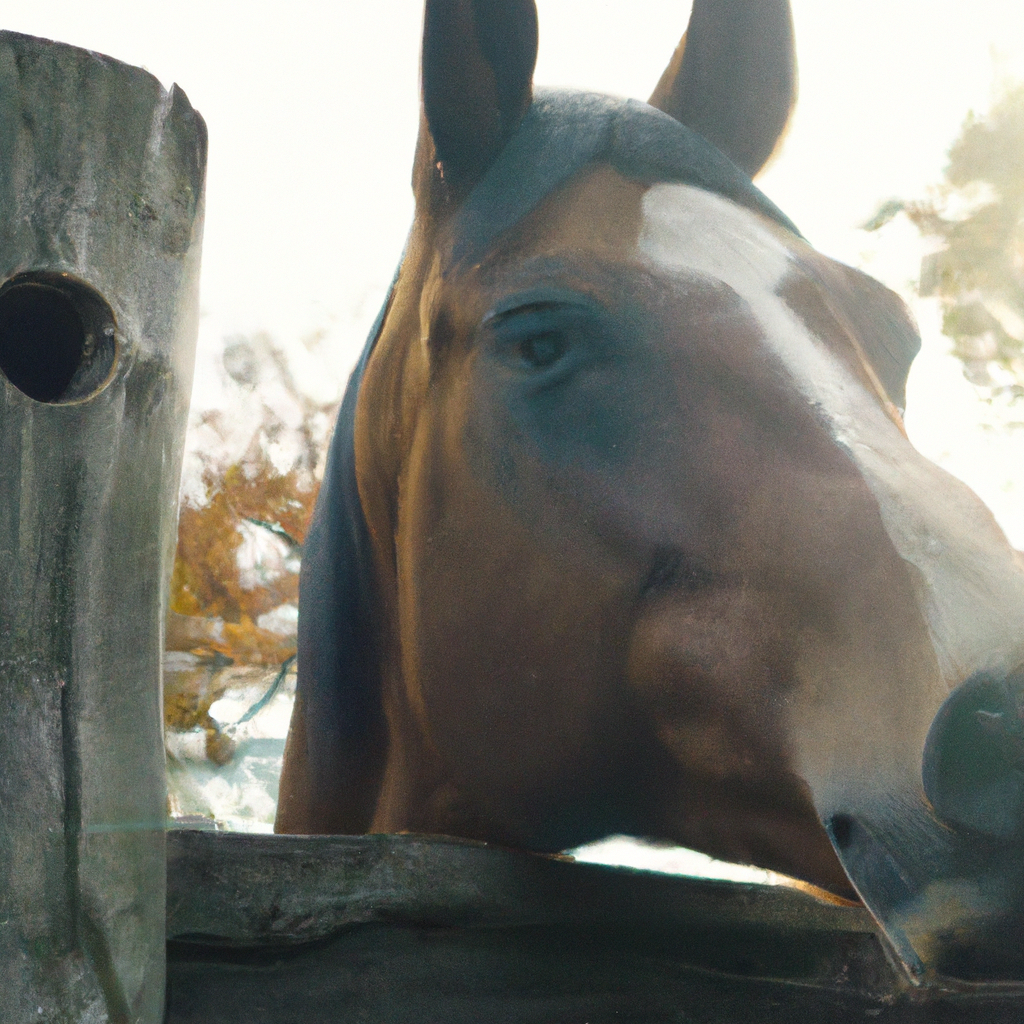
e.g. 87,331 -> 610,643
446,88 -> 800,271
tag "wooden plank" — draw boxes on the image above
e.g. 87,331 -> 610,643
162,831 -> 1024,1021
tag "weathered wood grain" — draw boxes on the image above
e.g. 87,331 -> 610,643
165,831 -> 1024,1022
0,31 -> 205,1024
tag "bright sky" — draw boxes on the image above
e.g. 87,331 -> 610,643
6,1 -> 1024,540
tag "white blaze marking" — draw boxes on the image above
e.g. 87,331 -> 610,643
637,183 -> 1024,688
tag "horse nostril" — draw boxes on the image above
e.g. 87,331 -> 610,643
641,548 -> 714,597
922,665 -> 1024,839
827,813 -> 856,851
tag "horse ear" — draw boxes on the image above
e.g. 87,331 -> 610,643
420,0 -> 539,191
649,0 -> 797,178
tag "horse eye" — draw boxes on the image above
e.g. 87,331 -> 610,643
518,331 -> 568,369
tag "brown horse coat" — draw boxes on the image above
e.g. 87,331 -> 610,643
278,0 -> 1024,984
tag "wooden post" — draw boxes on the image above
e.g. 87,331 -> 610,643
0,32 -> 206,1023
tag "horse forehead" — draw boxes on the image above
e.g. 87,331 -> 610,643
638,182 -> 1024,687
635,182 -> 864,429
637,182 -> 872,419
637,182 -> 794,290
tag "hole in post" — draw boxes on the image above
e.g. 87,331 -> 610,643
0,272 -> 118,404
0,283 -> 82,401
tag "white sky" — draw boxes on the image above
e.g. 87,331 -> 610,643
6,0 -> 1024,541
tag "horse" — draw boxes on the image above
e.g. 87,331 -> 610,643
276,0 -> 1024,984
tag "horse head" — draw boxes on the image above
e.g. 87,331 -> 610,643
279,0 -> 1024,984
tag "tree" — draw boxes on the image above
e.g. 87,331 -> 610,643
168,449 -> 317,666
164,333 -> 338,746
869,85 -> 1024,398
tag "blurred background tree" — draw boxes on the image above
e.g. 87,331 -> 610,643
163,333 -> 338,745
166,332 -> 338,662
167,450 -> 316,667
869,85 -> 1024,399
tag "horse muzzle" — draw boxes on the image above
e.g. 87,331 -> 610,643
826,664 -> 1024,985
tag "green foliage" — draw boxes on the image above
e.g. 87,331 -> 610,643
877,85 -> 1024,397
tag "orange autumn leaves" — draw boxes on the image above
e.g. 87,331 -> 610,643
168,449 -> 319,667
